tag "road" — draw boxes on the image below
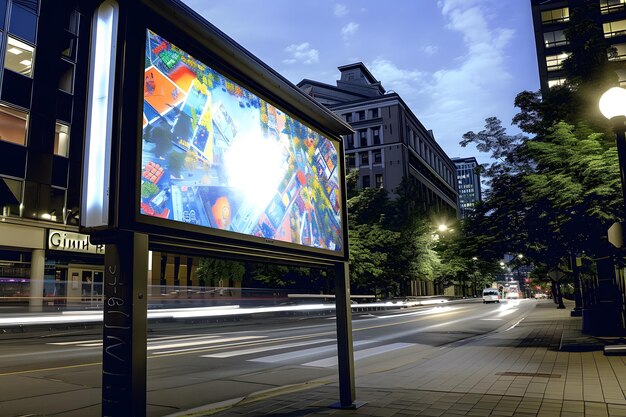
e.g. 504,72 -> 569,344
0,299 -> 536,416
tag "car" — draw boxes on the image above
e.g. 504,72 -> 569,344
534,293 -> 547,299
506,291 -> 519,299
482,288 -> 500,303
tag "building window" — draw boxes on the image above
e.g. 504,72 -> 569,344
375,174 -> 383,188
543,30 -> 568,48
54,123 -> 70,157
360,152 -> 369,165
373,151 -> 381,164
362,175 -> 370,188
0,176 -> 22,216
0,0 -> 7,31
372,127 -> 380,145
371,108 -> 378,118
610,43 -> 626,61
9,0 -> 38,43
346,154 -> 355,168
601,0 -> 626,14
359,129 -> 367,147
541,7 -> 569,24
546,52 -> 570,71
345,113 -> 352,123
604,19 -> 626,38
346,133 -> 354,149
5,36 -> 34,77
357,110 -> 365,121
548,78 -> 566,88
0,105 -> 28,145
59,60 -> 74,93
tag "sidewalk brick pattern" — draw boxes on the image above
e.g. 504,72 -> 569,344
204,302 -> 626,417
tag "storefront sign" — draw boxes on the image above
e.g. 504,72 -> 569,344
48,230 -> 105,254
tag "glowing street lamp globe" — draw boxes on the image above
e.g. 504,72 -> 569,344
599,87 -> 626,120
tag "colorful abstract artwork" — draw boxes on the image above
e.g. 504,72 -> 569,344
140,30 -> 343,252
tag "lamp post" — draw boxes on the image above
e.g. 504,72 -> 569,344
600,87 -> 626,208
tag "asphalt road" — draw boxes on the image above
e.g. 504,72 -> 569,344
0,299 -> 536,416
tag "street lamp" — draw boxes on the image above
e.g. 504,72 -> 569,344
600,86 -> 626,208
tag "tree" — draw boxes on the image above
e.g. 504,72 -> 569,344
195,257 -> 245,288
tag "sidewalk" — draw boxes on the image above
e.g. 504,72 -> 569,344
177,300 -> 626,417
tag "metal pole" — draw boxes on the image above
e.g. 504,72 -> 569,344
330,261 -> 364,409
613,116 -> 626,210
102,231 -> 148,417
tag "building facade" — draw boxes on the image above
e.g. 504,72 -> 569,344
0,0 -> 200,311
298,63 -> 459,219
451,157 -> 482,218
531,0 -> 626,91
299,63 -> 459,296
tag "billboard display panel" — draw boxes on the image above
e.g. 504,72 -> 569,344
140,30 -> 343,253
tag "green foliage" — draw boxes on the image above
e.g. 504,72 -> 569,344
195,257 -> 245,286
248,263 -> 308,288
345,174 -> 446,297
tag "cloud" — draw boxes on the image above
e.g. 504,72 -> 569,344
367,58 -> 427,98
283,42 -> 319,65
416,0 -> 515,144
341,22 -> 359,40
421,45 -> 439,55
334,3 -> 348,17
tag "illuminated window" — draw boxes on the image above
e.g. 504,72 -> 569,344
543,30 -> 568,48
546,53 -> 570,71
604,19 -> 626,37
54,123 -> 70,157
5,36 -> 34,77
0,104 -> 28,145
601,0 -> 626,14
541,7 -> 569,23
375,174 -> 383,188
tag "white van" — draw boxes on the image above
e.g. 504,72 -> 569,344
482,288 -> 500,303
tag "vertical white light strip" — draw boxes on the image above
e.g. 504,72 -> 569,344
81,0 -> 119,228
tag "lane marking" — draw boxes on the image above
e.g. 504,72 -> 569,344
250,340 -> 372,364
505,317 -> 525,331
201,339 -> 335,358
302,342 -> 415,368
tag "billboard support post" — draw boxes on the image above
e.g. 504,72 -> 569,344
101,231 -> 148,417
331,261 -> 364,409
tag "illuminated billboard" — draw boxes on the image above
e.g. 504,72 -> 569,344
140,30 -> 343,253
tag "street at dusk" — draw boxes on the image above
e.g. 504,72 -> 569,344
1,1 -> 626,416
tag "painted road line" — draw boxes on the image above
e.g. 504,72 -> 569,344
201,339 -> 336,358
302,342 -> 415,368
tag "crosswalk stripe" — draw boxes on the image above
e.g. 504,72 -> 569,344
249,340 -> 372,364
201,339 -> 335,358
148,336 -> 265,351
302,342 -> 415,368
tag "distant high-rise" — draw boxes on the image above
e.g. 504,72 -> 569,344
531,0 -> 626,92
451,157 -> 482,218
